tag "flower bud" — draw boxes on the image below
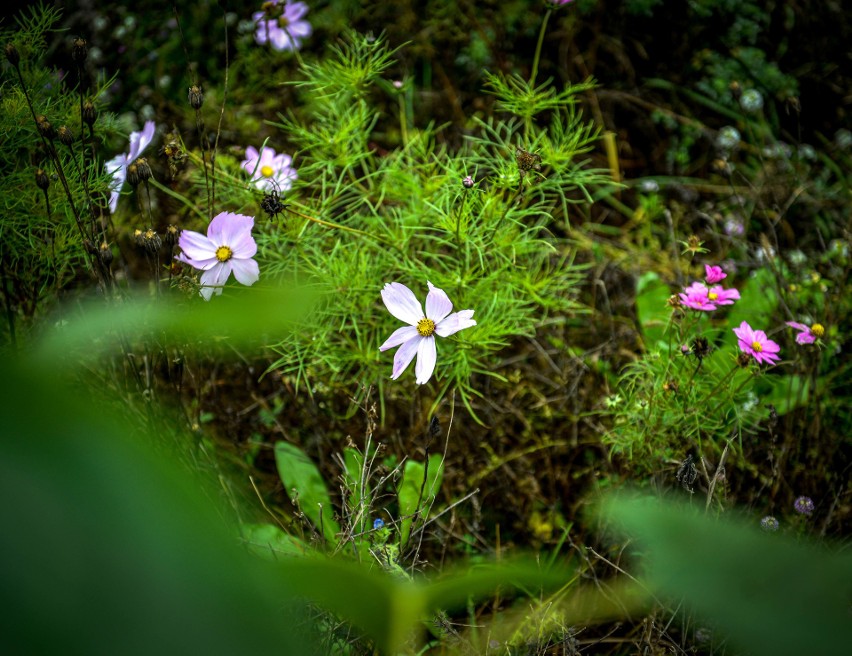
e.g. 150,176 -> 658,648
188,85 -> 204,110
4,42 -> 20,66
36,115 -> 56,141
35,168 -> 50,190
71,38 -> 88,64
57,125 -> 75,147
82,100 -> 97,127
462,175 -> 474,188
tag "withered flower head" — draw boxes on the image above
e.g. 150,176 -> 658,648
4,42 -> 20,66
35,168 -> 50,191
82,100 -> 97,127
99,242 -> 114,266
736,352 -> 752,368
515,147 -> 542,173
126,162 -> 140,187
71,37 -> 88,64
57,125 -> 75,147
260,190 -> 286,219
134,157 -> 152,183
36,115 -> 56,141
691,336 -> 711,360
188,84 -> 204,110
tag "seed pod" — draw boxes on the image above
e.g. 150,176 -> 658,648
82,100 -> 97,127
134,157 -> 152,182
188,84 -> 204,110
4,42 -> 20,66
35,168 -> 50,190
57,126 -> 75,147
71,37 -> 88,64
36,115 -> 56,141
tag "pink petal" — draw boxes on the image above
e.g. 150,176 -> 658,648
391,336 -> 420,379
425,281 -> 453,323
241,146 -> 260,175
287,21 -> 312,38
176,251 -> 219,271
435,310 -> 476,337
179,229 -> 216,261
127,121 -> 156,161
379,326 -> 419,352
207,212 -> 255,253
796,332 -> 816,345
381,283 -> 423,326
229,257 -> 259,287
285,2 -> 309,21
415,336 -> 437,384
200,262 -> 231,299
268,26 -> 291,50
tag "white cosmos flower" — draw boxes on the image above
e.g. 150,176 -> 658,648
379,281 -> 477,385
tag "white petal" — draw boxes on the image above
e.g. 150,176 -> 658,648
435,310 -> 476,337
200,262 -> 231,296
391,336 -> 420,380
415,336 -> 437,385
425,281 -> 453,323
230,258 -> 259,287
379,325 -> 419,352
381,282 -> 423,326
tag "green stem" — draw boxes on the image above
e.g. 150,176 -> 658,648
148,178 -> 207,221
530,9 -> 552,89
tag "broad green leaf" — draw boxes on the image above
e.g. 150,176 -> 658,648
241,523 -> 309,559
275,441 -> 341,546
397,454 -> 444,546
603,494 -> 852,656
635,271 -> 672,351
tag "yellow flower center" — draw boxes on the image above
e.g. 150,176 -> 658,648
260,165 -> 275,178
215,246 -> 233,262
278,16 -> 290,28
751,341 -> 763,352
417,318 -> 436,337
708,292 -> 718,301
811,323 -> 824,337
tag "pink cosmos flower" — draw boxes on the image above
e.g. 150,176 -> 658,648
253,1 -> 312,51
240,145 -> 298,192
104,120 -> 156,213
704,265 -> 727,284
679,282 -> 717,311
379,282 -> 477,384
707,284 -> 740,306
786,321 -> 824,345
733,321 -> 781,365
176,212 -> 259,301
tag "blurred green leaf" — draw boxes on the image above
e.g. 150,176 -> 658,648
275,441 -> 341,545
241,523 -> 309,559
636,271 -> 672,350
397,454 -> 444,546
603,494 -> 852,656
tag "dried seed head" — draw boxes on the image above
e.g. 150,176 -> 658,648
138,228 -> 162,254
99,242 -> 114,266
134,157 -> 152,182
57,125 -> 75,147
36,115 -> 56,141
4,42 -> 20,66
165,224 -> 180,247
82,100 -> 97,127
188,85 -> 204,110
736,352 -> 752,368
126,162 -> 140,187
71,37 -> 88,64
260,190 -> 285,218
515,147 -> 542,173
691,336 -> 710,360
35,168 -> 50,190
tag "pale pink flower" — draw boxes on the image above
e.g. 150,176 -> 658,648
253,1 -> 312,51
733,321 -> 781,365
176,212 -> 259,301
240,145 -> 298,192
786,321 -> 824,345
704,265 -> 727,284
104,120 -> 156,213
379,282 -> 476,384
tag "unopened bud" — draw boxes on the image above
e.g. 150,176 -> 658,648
36,115 -> 56,141
35,168 -> 50,190
57,125 -> 75,147
82,100 -> 97,127
462,175 -> 474,188
71,38 -> 88,64
188,85 -> 204,110
4,42 -> 20,66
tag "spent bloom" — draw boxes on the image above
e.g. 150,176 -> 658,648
253,1 -> 312,51
733,321 -> 781,366
760,516 -> 779,532
793,496 -> 814,516
176,212 -> 259,301
104,120 -> 155,213
704,264 -> 727,284
240,145 -> 298,193
786,321 -> 824,345
379,282 -> 476,385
